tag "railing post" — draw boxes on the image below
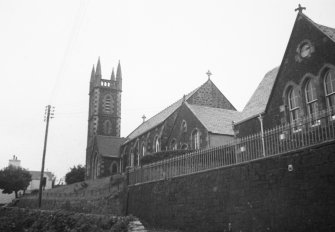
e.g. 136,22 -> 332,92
258,114 -> 266,157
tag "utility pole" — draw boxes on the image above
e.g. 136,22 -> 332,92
38,105 -> 54,208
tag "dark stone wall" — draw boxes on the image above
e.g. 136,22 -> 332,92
121,103 -> 212,170
187,80 -> 236,110
235,117 -> 261,138
167,103 -> 209,150
100,157 -> 119,177
97,87 -> 121,137
17,177 -> 125,216
127,141 -> 335,232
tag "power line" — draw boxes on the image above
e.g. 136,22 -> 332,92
49,0 -> 89,104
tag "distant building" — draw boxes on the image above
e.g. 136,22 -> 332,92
8,155 -> 21,167
26,171 -> 54,192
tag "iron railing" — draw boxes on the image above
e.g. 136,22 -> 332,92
128,108 -> 335,186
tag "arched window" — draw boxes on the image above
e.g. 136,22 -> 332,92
103,120 -> 112,135
134,140 -> 140,166
304,80 -> 318,125
170,139 -> 177,150
93,154 -> 100,179
191,129 -> 200,149
141,142 -> 146,156
181,120 -> 187,133
130,149 -> 134,167
288,88 -> 300,130
324,69 -> 335,115
111,162 -> 118,174
153,136 -> 160,152
103,94 -> 114,114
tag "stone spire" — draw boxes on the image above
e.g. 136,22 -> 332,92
111,68 -> 116,81
116,60 -> 122,80
95,57 -> 102,78
90,65 -> 95,82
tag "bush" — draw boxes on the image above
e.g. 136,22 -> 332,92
65,165 -> 85,185
140,149 -> 194,165
0,207 -> 135,232
30,189 -> 39,195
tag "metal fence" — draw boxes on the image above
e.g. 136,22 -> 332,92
128,108 -> 335,186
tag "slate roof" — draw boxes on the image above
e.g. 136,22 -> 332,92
186,103 -> 243,135
29,171 -> 53,180
237,67 -> 279,124
126,85 -> 202,141
302,13 -> 335,43
96,136 -> 126,158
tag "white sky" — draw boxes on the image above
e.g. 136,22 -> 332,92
1,0 -> 334,181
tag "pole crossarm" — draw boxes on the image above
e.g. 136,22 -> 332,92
38,105 -> 55,208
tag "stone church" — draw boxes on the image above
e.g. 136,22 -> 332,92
120,78 -> 242,171
234,10 -> 335,138
86,8 -> 335,179
86,58 -> 126,179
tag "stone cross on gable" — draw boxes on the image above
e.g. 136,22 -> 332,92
206,70 -> 212,79
295,4 -> 306,13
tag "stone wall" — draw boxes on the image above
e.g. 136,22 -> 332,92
127,141 -> 335,232
17,176 -> 125,216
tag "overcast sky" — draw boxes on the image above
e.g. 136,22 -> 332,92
1,0 -> 334,181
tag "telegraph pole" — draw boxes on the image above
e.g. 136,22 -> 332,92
38,105 -> 54,208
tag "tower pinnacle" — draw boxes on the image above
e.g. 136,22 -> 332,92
96,57 -> 102,77
90,65 -> 95,82
111,68 -> 115,81
116,60 -> 122,80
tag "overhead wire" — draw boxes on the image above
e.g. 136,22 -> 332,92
48,0 -> 90,105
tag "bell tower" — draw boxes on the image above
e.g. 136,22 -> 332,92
86,58 -> 122,178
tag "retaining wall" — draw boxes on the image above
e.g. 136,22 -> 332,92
17,176 -> 125,215
127,142 -> 335,232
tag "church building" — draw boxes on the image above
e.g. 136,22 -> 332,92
235,9 -> 335,138
120,76 -> 242,171
86,58 -> 126,179
86,6 -> 335,179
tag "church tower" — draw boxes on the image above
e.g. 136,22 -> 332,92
86,58 -> 123,179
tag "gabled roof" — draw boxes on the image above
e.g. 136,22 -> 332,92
302,13 -> 335,43
186,103 -> 243,135
236,13 -> 335,125
29,171 -> 53,180
236,67 -> 279,123
126,87 -> 199,141
263,13 -> 335,115
95,135 -> 126,158
126,78 -> 237,142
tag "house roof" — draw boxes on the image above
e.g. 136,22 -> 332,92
237,67 -> 279,123
96,135 -> 126,158
302,13 -> 335,43
29,171 -> 53,180
186,103 -> 243,135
